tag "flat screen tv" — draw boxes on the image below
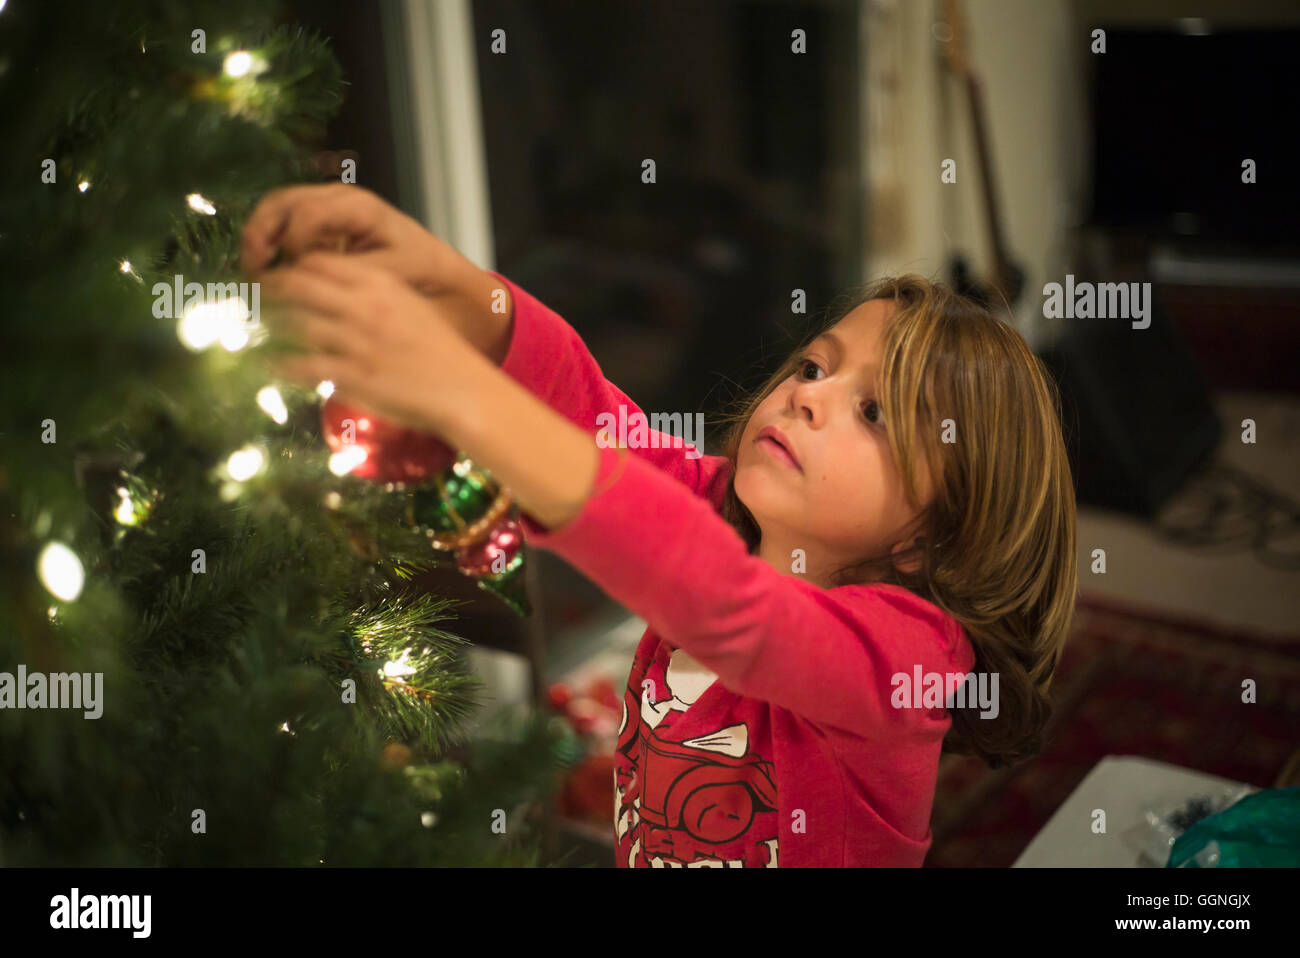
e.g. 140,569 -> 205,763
1086,25 -> 1300,255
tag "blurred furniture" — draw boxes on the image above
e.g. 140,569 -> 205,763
1150,248 -> 1300,396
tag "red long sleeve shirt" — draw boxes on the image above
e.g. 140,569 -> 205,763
489,271 -> 975,867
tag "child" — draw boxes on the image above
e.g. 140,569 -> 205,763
244,185 -> 1078,868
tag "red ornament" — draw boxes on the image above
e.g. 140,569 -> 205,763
588,677 -> 621,712
547,683 -> 574,712
321,394 -> 455,483
455,517 -> 524,577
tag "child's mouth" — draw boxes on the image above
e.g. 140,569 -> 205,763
758,436 -> 801,471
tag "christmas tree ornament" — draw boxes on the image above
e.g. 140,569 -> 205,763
321,394 -> 457,483
320,396 -> 531,618
456,517 -> 524,578
406,460 -> 530,619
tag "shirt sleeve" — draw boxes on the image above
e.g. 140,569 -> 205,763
487,271 -> 728,499
526,441 -> 976,741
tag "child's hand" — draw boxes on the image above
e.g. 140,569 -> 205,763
260,251 -> 480,435
242,184 -> 464,296
241,184 -> 515,366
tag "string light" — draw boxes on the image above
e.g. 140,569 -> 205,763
222,50 -> 267,79
256,386 -> 288,424
178,302 -> 220,350
328,446 -> 366,476
226,445 -> 265,482
78,180 -> 89,192
316,380 -> 335,399
381,650 -> 418,682
178,298 -> 250,352
114,488 -> 136,525
38,542 -> 84,602
223,51 -> 253,77
219,303 -> 252,351
186,192 -> 216,215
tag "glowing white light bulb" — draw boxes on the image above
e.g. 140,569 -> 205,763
119,260 -> 131,273
38,542 -> 84,602
219,323 -> 250,352
186,193 -> 216,215
114,488 -> 136,525
223,51 -> 253,77
316,380 -> 335,399
257,386 -> 288,424
178,302 -> 222,350
328,446 -> 367,476
78,180 -> 90,193
383,652 -> 417,680
226,445 -> 265,481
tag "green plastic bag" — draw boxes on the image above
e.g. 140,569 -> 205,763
1167,787 -> 1300,867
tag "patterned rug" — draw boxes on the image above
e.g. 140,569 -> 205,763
925,592 -> 1300,867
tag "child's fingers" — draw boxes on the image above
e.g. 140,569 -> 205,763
242,184 -> 378,273
276,308 -> 357,359
292,251 -> 388,288
271,186 -> 382,268
242,185 -> 316,272
260,262 -> 350,316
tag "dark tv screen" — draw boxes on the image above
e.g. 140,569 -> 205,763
1087,27 -> 1300,253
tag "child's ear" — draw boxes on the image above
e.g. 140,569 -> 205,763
889,536 -> 926,576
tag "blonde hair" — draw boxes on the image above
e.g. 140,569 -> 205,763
712,274 -> 1077,769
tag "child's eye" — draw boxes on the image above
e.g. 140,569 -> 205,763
797,358 -> 885,428
796,358 -> 823,380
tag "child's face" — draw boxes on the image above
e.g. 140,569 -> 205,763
734,298 -> 932,585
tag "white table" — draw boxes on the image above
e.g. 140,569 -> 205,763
1012,755 -> 1257,867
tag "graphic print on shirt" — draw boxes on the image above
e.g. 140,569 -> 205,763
614,645 -> 779,867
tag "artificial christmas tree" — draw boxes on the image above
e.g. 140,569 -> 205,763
0,0 -> 579,867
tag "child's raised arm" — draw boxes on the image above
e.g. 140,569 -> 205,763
241,185 -> 722,498
485,271 -> 725,499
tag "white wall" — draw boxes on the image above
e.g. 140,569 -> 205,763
862,0 -> 1087,348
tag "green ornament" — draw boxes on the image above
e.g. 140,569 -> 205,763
475,551 -> 530,618
408,463 -> 499,534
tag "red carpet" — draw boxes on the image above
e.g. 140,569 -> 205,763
925,592 -> 1300,867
